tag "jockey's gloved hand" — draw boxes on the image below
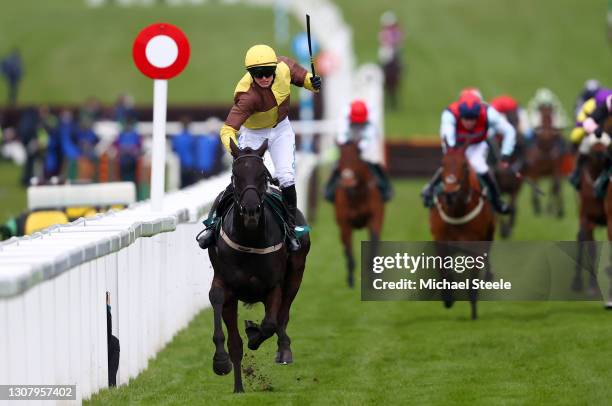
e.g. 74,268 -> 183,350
311,75 -> 322,91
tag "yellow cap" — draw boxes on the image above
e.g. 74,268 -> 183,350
244,44 -> 277,69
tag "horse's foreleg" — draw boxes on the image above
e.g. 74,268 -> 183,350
573,222 -> 588,292
553,175 -> 564,218
532,180 -> 541,215
275,258 -> 306,364
341,225 -> 355,288
222,296 -> 244,393
210,277 -> 232,376
469,268 -> 478,320
245,285 -> 282,351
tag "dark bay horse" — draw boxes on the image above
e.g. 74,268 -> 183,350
208,139 -> 310,393
333,141 -> 385,287
429,147 -> 495,319
573,132 -> 610,294
524,105 -> 566,217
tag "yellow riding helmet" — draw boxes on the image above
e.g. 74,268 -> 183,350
244,44 -> 277,69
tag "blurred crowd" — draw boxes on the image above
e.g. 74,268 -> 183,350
0,93 -> 224,190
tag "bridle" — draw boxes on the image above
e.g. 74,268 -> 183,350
232,154 -> 268,216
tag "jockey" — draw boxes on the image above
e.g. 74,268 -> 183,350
324,100 -> 393,202
526,88 -> 568,136
378,11 -> 404,64
490,95 -> 530,136
574,79 -> 601,117
569,88 -> 612,189
421,92 -> 517,214
197,44 -> 321,252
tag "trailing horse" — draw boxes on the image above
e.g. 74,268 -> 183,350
207,139 -> 310,393
524,105 -> 566,217
429,147 -> 495,320
573,132 -> 610,295
332,141 -> 385,287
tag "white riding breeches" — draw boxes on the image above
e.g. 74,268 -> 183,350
465,142 -> 489,174
238,117 -> 296,188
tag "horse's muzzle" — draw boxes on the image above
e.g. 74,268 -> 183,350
240,204 -> 262,229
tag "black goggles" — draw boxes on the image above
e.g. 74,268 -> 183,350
249,66 -> 276,79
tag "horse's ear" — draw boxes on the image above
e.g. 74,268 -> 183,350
256,139 -> 268,157
229,138 -> 240,158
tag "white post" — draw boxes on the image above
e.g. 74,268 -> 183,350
151,79 -> 168,211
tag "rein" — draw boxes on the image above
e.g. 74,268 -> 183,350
223,153 -> 285,254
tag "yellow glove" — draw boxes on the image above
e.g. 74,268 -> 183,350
570,127 -> 585,145
220,124 -> 238,153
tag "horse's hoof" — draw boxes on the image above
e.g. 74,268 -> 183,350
605,301 -> 612,310
347,275 -> 354,288
275,349 -> 293,365
245,320 -> 261,350
442,290 -> 454,308
234,386 -> 245,394
213,353 -> 232,376
571,277 -> 583,292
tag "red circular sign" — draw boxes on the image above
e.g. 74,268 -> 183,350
133,23 -> 190,80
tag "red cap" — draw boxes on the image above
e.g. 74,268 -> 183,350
350,100 -> 368,124
491,95 -> 518,113
459,87 -> 483,101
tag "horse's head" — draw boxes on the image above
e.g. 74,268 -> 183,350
338,140 -> 368,190
441,146 -> 471,207
586,131 -> 611,167
229,139 -> 268,230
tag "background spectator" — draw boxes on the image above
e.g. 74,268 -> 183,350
171,116 -> 197,187
1,48 -> 23,106
114,117 -> 141,183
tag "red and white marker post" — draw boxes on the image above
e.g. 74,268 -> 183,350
133,23 -> 190,211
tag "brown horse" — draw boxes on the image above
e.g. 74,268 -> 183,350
429,147 -> 495,319
604,166 -> 612,308
333,141 -> 385,287
573,132 -> 609,294
208,139 -> 310,393
524,105 -> 566,217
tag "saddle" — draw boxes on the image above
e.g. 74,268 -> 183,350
202,181 -> 310,237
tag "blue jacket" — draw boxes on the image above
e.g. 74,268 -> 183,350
172,130 -> 196,169
194,134 -> 220,172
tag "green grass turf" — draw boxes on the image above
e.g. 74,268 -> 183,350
87,178 -> 612,405
0,160 -> 26,225
1,1 -> 609,139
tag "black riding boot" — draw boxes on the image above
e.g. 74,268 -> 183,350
480,171 -> 511,214
196,184 -> 233,250
421,167 -> 443,208
281,184 -> 301,252
569,153 -> 587,190
324,166 -> 340,202
370,163 -> 394,202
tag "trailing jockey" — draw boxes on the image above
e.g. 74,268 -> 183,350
324,100 -> 393,202
578,92 -> 612,196
421,92 -> 517,214
569,87 -> 612,189
196,44 -> 321,252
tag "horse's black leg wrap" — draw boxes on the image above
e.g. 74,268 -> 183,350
324,165 -> 340,202
481,171 -> 510,214
281,184 -> 301,252
421,167 -> 443,207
